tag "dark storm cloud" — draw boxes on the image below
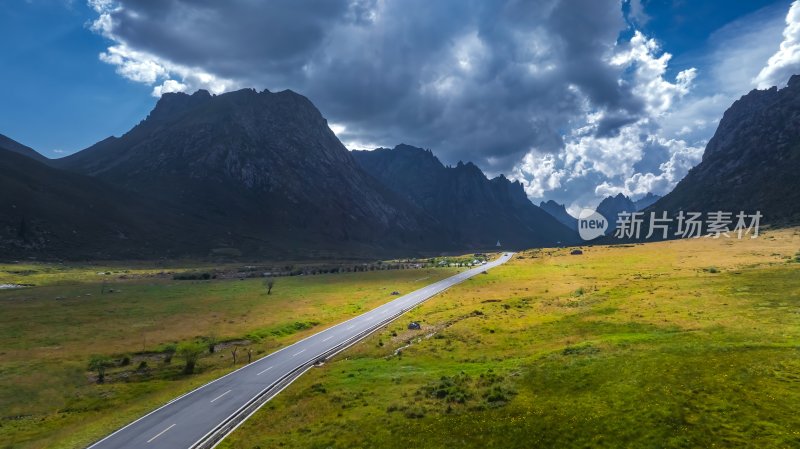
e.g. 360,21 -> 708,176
97,0 -> 642,171
108,0 -> 350,77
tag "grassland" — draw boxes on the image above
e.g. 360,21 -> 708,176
214,229 -> 800,449
0,261 -> 460,449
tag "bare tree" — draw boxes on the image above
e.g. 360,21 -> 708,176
264,277 -> 275,295
247,348 -> 253,363
231,347 -> 239,365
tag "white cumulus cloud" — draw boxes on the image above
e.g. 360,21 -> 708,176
754,1 -> 800,88
511,30 -> 701,210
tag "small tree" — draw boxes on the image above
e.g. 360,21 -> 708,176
231,346 -> 238,365
88,355 -> 113,384
264,277 -> 275,295
177,341 -> 205,374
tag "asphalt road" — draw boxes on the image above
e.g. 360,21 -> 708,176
87,252 -> 514,449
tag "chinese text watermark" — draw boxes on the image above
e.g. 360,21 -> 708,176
578,210 -> 762,241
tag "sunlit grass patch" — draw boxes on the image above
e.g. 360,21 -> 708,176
219,228 -> 800,449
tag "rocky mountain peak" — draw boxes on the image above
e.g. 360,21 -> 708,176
539,200 -> 578,231
147,89 -> 213,122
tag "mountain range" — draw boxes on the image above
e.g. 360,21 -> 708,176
3,75 -> 800,259
1,89 -> 574,259
353,145 -> 577,248
539,192 -> 661,235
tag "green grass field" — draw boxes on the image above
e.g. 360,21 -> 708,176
0,262 -> 460,449
213,229 -> 800,449
1,230 -> 799,449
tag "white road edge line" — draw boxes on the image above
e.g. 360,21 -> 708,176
147,424 -> 176,443
256,366 -> 273,376
210,390 -> 232,403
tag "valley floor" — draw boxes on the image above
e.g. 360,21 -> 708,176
216,228 -> 800,449
0,260 -> 461,449
1,230 -> 799,449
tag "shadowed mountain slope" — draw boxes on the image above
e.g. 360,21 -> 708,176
651,76 -> 800,225
353,145 -> 577,248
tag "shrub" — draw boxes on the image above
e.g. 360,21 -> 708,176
177,341 -> 206,374
162,343 -> 177,364
562,344 -> 600,356
419,372 -> 473,404
483,385 -> 518,407
172,271 -> 214,281
204,335 -> 218,354
88,355 -> 113,384
404,407 -> 426,419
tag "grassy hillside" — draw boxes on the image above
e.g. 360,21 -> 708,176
0,263 -> 460,449
217,229 -> 800,449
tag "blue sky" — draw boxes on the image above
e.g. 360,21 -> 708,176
2,0 -> 798,209
1,1 -> 155,156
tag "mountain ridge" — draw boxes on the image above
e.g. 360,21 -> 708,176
353,144 -> 578,248
539,200 -> 577,231
650,76 -> 800,224
0,133 -> 48,164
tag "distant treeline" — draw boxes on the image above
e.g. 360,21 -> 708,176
172,255 -> 489,281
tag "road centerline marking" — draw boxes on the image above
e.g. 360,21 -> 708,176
346,324 -> 355,330
293,349 -> 306,357
322,335 -> 333,342
256,366 -> 273,376
147,424 -> 176,443
210,390 -> 232,403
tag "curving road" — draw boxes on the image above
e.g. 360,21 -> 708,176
87,252 -> 514,449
